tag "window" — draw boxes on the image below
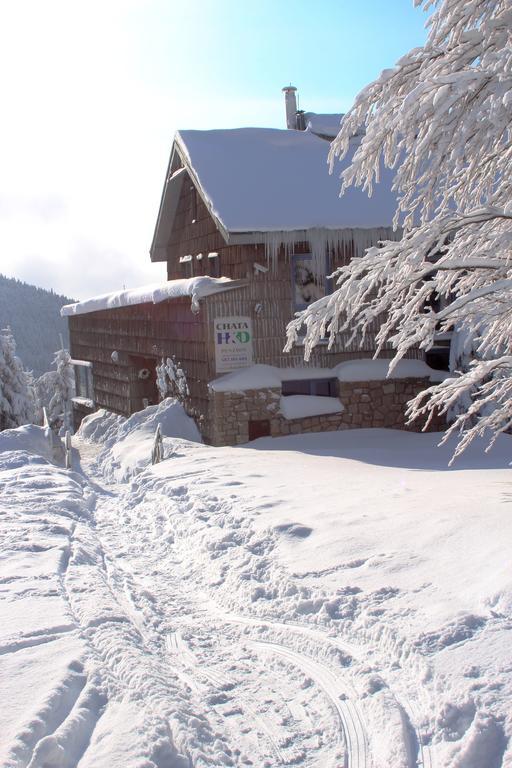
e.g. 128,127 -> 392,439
190,185 -> 197,223
72,360 -> 94,403
179,254 -> 193,278
282,378 -> 338,398
208,251 -> 221,278
291,253 -> 331,312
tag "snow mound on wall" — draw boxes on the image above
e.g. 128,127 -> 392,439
78,399 -> 203,481
209,358 -> 446,392
279,395 -> 344,420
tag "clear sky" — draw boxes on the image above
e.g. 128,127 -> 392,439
0,0 -> 432,300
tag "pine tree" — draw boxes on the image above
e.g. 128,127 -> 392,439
0,327 -> 36,430
48,348 -> 75,433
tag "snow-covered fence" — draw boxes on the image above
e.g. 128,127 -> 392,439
151,424 -> 164,465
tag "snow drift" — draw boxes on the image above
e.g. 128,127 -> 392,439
77,398 -> 203,482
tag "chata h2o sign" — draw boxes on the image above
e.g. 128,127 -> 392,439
214,316 -> 253,373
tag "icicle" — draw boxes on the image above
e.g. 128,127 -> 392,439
263,227 -> 398,274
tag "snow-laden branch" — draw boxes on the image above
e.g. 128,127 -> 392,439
286,0 -> 512,456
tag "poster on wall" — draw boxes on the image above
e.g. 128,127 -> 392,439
214,316 -> 254,373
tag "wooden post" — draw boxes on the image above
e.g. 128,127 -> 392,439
151,423 -> 164,465
65,430 -> 72,470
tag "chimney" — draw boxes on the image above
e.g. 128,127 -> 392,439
282,85 -> 298,129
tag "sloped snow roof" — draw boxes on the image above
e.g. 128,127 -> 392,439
303,112 -> 343,139
61,277 -> 243,317
176,127 -> 398,234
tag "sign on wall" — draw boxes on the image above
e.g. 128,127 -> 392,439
214,316 -> 253,373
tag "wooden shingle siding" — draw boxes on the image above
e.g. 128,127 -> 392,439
167,173 -> 225,270
69,295 -> 210,419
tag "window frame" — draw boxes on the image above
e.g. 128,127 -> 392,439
71,359 -> 94,404
291,253 -> 332,313
281,377 -> 338,398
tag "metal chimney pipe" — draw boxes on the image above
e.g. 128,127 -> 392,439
282,86 -> 298,129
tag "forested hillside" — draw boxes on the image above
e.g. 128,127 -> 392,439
0,274 -> 74,376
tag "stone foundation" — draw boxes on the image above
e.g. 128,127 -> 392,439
207,377 -> 445,446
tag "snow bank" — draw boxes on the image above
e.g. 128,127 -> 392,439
209,358 -> 444,392
279,395 -> 344,420
61,276 -> 242,317
78,399 -> 203,481
0,423 -> 61,464
130,427 -> 512,765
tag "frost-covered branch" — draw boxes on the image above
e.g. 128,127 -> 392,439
286,0 -> 512,456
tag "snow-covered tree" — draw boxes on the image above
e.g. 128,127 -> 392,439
286,0 -> 512,459
48,348 -> 75,433
0,327 -> 36,430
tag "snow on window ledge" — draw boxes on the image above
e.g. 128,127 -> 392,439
72,396 -> 95,409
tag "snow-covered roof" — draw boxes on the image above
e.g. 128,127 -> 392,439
61,277 -> 244,317
303,112 -> 343,139
175,127 -> 398,236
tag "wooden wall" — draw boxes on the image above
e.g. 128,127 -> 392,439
166,170 -> 225,273
164,170 -> 413,373
68,298 -> 210,418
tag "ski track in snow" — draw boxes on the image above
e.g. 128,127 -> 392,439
69,434 -> 436,767
8,423 -> 508,766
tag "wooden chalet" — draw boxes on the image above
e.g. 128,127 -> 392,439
64,87 -> 443,445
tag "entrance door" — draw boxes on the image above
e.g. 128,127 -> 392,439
248,419 -> 271,441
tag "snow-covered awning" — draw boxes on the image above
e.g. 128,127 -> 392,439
61,277 -> 245,317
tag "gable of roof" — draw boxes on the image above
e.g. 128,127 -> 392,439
150,127 -> 399,262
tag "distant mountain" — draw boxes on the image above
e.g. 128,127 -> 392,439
0,274 -> 74,377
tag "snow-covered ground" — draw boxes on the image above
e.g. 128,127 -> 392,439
1,401 -> 511,767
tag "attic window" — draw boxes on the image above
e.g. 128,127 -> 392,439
179,254 -> 193,278
208,251 -> 221,278
190,185 -> 197,223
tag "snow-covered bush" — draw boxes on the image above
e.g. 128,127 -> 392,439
0,326 -> 36,430
286,0 -> 512,459
156,357 -> 190,402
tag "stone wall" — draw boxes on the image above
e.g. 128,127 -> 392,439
206,377 -> 445,446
